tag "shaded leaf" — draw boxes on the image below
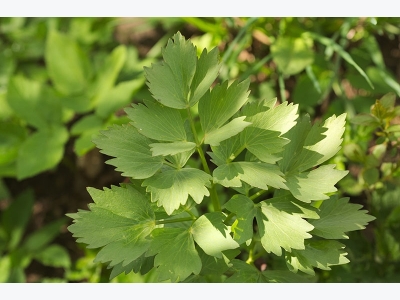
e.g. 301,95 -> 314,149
93,124 -> 163,179
286,240 -> 349,275
309,196 -> 376,239
142,168 -> 211,215
213,162 -> 287,190
67,185 -> 155,267
125,99 -> 187,142
147,227 -> 201,282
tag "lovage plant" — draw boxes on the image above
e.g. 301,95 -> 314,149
68,32 -> 375,283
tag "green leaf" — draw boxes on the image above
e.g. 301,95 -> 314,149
189,47 -> 221,105
225,259 -> 267,283
22,218 -> 66,253
95,78 -> 145,119
205,116 -> 251,146
125,100 -> 187,142
244,100 -> 299,135
90,45 -> 127,105
142,168 -> 211,215
225,259 -> 312,283
34,244 -> 71,268
93,124 -> 164,179
309,196 -> 376,239
192,212 -> 239,258
1,189 -> 34,251
144,32 -> 197,109
271,36 -> 314,75
147,227 -> 201,282
71,114 -> 104,135
286,240 -> 349,275
45,30 -> 91,95
17,126 -> 69,180
209,134 -> 242,166
7,75 -> 63,129
0,122 -> 27,166
256,200 -> 314,256
0,256 -> 11,282
281,114 -> 346,173
213,162 -> 287,190
223,195 -> 256,244
309,32 -> 373,89
150,141 -> 196,156
199,78 -> 250,134
67,185 -> 155,267
286,165 -> 348,203
241,129 -> 289,164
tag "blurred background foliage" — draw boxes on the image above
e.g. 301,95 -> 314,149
0,16 -> 400,282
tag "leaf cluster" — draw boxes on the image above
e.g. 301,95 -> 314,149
68,32 -> 375,282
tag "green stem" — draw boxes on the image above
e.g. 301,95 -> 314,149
186,107 -> 221,211
224,212 -> 235,225
226,144 -> 247,163
278,73 -> 286,102
155,217 -> 195,225
249,189 -> 267,201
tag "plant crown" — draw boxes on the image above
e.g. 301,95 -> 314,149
68,32 -> 375,283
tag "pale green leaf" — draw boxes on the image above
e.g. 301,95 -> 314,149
213,162 -> 287,190
189,47 -> 221,105
90,45 -> 127,104
309,196 -> 376,239
125,100 -> 187,142
147,227 -> 201,282
286,240 -> 349,275
142,168 -> 211,215
192,212 -> 239,258
96,78 -> 145,119
245,101 -> 299,135
286,165 -> 348,203
150,141 -> 196,157
144,32 -> 197,109
256,201 -> 314,256
7,75 -> 63,129
17,126 -> 69,180
45,30 -> 91,95
34,244 -> 71,268
67,185 -> 155,267
71,114 -> 103,135
292,114 -> 346,172
271,36 -> 314,75
93,124 -> 163,179
199,78 -> 250,133
204,116 -> 251,146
